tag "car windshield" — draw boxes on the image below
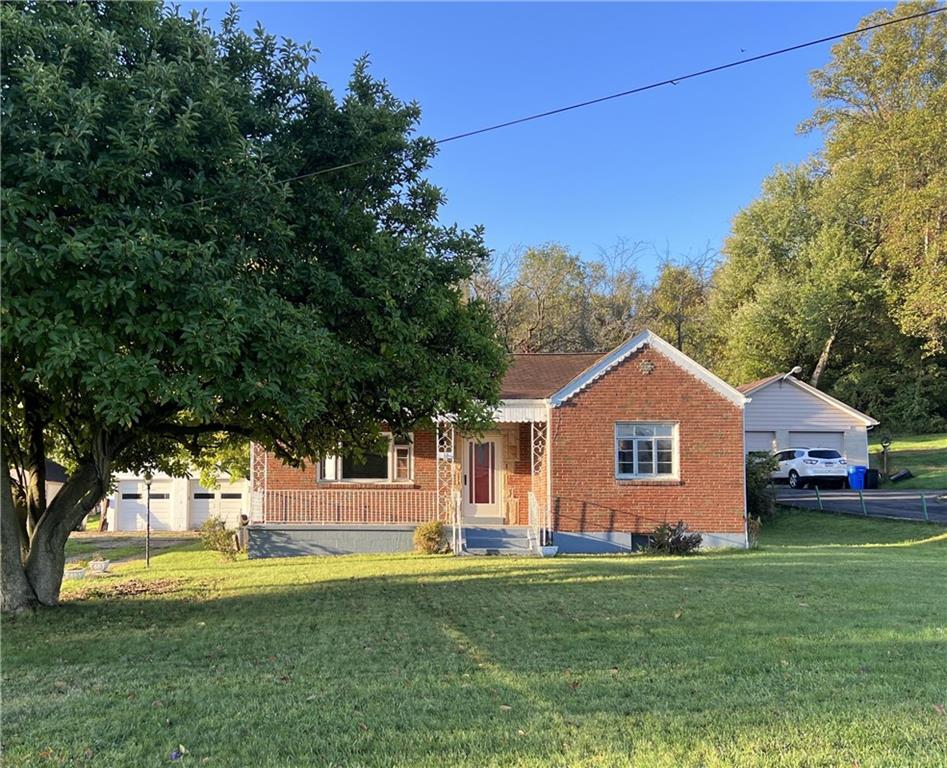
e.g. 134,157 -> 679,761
809,449 -> 842,459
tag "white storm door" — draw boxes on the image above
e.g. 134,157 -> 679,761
462,436 -> 502,519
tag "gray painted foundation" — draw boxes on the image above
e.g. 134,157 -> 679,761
247,525 -> 748,558
697,531 -> 748,549
248,524 -> 417,558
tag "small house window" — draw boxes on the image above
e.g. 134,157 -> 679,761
394,444 -> 411,481
615,423 -> 677,479
319,434 -> 414,483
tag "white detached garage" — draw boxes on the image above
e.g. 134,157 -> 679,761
739,374 -> 879,464
109,473 -> 248,532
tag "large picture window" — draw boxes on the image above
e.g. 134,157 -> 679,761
615,423 -> 676,479
319,434 -> 413,483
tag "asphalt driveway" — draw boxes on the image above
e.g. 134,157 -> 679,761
776,488 -> 947,523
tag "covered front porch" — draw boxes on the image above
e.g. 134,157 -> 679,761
247,401 -> 552,556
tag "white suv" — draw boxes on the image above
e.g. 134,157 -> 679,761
771,448 -> 848,489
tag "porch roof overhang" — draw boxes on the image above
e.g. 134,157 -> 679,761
494,398 -> 548,422
434,398 -> 548,425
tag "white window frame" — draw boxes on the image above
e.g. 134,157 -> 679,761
614,422 -> 678,480
318,433 -> 414,484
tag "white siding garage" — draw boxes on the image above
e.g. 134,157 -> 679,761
189,479 -> 246,529
788,431 -> 845,453
117,479 -> 174,531
745,431 -> 776,453
739,375 -> 878,464
110,473 -> 248,531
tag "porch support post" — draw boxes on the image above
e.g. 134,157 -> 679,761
249,442 -> 268,523
531,420 -> 548,542
436,421 -> 456,521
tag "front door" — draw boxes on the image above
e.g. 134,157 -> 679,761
462,435 -> 502,520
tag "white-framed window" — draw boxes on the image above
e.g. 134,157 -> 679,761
319,433 -> 414,483
615,423 -> 677,479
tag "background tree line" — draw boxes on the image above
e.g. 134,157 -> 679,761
476,2 -> 947,432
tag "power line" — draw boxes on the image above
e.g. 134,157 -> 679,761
177,4 -> 945,209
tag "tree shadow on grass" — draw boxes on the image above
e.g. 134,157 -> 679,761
4,542 -> 947,767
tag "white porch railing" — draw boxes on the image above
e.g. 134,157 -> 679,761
254,489 -> 439,525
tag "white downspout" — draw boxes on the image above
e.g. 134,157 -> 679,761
546,400 -> 553,545
741,399 -> 749,549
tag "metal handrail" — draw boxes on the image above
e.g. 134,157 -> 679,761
451,489 -> 464,554
527,491 -> 541,552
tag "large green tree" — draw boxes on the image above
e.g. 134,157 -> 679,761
806,0 -> 947,355
709,2 -> 947,429
1,2 -> 504,612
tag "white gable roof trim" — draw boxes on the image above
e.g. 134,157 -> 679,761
746,375 -> 879,426
549,329 -> 748,408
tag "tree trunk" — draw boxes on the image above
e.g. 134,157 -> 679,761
1,460 -> 39,614
810,325 -> 838,388
2,456 -> 111,612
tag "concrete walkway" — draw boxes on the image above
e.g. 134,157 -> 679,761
776,488 -> 947,523
66,532 -> 198,564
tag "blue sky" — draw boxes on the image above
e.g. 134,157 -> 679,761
187,1 -> 891,276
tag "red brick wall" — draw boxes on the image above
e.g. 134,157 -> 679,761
550,345 -> 745,535
504,423 -> 535,526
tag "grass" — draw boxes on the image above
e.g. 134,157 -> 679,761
869,432 -> 947,490
3,513 -> 947,767
64,539 -> 145,563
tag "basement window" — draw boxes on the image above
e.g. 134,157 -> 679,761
615,423 -> 677,479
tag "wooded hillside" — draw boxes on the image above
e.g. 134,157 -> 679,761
476,2 -> 947,432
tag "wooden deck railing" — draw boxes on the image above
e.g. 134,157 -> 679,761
252,489 -> 441,525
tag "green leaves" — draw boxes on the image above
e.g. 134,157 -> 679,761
711,2 -> 947,430
1,0 -> 504,476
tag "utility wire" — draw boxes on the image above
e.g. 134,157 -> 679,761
177,4 -> 945,209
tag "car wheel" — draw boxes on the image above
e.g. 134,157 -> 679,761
788,470 -> 802,489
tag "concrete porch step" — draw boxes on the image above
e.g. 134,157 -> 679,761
462,525 -> 534,555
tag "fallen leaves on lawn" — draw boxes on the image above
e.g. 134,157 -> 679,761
934,703 -> 946,716
68,578 -> 188,601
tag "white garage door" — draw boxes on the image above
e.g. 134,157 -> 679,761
189,480 -> 245,529
788,431 -> 845,454
117,480 -> 174,531
745,431 -> 776,453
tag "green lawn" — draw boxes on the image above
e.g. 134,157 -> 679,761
869,432 -> 947,489
3,513 -> 946,767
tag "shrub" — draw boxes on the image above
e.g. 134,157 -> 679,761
746,451 -> 778,520
413,520 -> 448,554
645,521 -> 702,555
747,516 -> 762,548
199,518 -> 237,560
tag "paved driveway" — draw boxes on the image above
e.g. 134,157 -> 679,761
776,488 -> 947,523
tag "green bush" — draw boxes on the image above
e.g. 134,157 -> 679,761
413,520 -> 448,554
199,518 -> 237,560
645,521 -> 702,555
746,451 -> 778,520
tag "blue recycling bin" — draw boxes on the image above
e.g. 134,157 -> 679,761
847,465 -> 868,490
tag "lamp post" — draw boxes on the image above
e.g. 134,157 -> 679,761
143,470 -> 153,568
880,437 -> 892,478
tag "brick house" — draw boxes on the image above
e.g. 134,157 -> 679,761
247,329 -> 749,556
